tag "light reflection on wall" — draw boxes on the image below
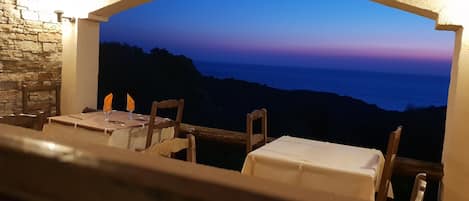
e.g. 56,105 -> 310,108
21,0 -> 112,20
46,142 -> 56,151
439,0 -> 469,26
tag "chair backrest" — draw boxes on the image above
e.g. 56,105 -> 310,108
146,99 -> 184,148
0,113 -> 45,131
410,173 -> 427,201
144,134 -> 196,163
82,107 -> 98,113
22,82 -> 61,116
246,108 -> 267,153
376,126 -> 402,201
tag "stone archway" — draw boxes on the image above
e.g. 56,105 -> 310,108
9,0 -> 465,200
373,1 -> 468,201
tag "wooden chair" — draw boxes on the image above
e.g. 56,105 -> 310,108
376,126 -> 402,201
145,99 -> 184,149
81,107 -> 98,113
22,82 -> 61,116
144,134 -> 196,163
246,108 -> 268,153
0,113 -> 46,131
410,173 -> 427,201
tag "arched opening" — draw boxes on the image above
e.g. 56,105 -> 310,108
98,1 -> 457,200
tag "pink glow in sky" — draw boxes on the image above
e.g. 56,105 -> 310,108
101,0 -> 454,75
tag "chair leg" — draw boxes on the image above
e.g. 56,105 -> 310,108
246,113 -> 252,153
34,112 -> 46,131
186,134 -> 196,163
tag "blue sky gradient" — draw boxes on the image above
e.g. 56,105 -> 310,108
100,0 -> 454,75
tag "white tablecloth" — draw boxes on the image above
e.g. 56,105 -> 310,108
241,136 -> 385,201
42,111 -> 174,151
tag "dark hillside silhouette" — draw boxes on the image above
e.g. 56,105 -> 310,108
99,43 -> 204,119
98,42 -> 445,201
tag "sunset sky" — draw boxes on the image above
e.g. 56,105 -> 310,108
100,0 -> 454,75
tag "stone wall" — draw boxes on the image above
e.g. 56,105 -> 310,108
0,0 -> 62,115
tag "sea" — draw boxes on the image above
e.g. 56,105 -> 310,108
195,61 -> 451,111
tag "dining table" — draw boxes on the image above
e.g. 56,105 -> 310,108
42,111 -> 174,151
241,136 -> 390,201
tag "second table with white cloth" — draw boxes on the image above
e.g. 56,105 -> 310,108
43,111 -> 174,151
242,136 -> 390,201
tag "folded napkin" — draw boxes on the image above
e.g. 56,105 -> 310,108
127,93 -> 135,112
104,93 -> 113,112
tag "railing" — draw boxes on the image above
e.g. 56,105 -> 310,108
394,157 -> 443,181
180,123 -> 275,145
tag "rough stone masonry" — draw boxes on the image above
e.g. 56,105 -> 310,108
0,0 -> 62,115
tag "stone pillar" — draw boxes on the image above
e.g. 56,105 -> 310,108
61,19 -> 100,114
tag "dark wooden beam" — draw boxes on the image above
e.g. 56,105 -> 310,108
180,123 -> 275,145
181,123 -> 247,144
394,157 -> 444,181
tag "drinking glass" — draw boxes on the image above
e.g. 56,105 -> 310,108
104,111 -> 111,121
